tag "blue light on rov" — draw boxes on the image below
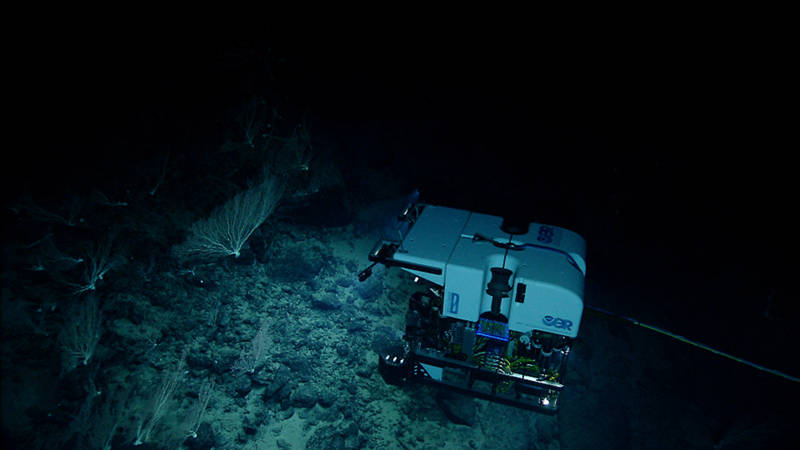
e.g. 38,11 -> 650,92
476,318 -> 510,342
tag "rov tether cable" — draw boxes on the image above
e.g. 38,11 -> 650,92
585,304 -> 799,384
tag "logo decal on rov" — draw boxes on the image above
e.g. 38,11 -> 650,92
543,315 -> 573,331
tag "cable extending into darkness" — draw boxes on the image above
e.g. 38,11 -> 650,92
584,304 -> 799,384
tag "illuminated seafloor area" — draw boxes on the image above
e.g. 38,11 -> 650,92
2,35 -> 796,449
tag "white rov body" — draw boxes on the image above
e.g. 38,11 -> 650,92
393,205 -> 586,338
